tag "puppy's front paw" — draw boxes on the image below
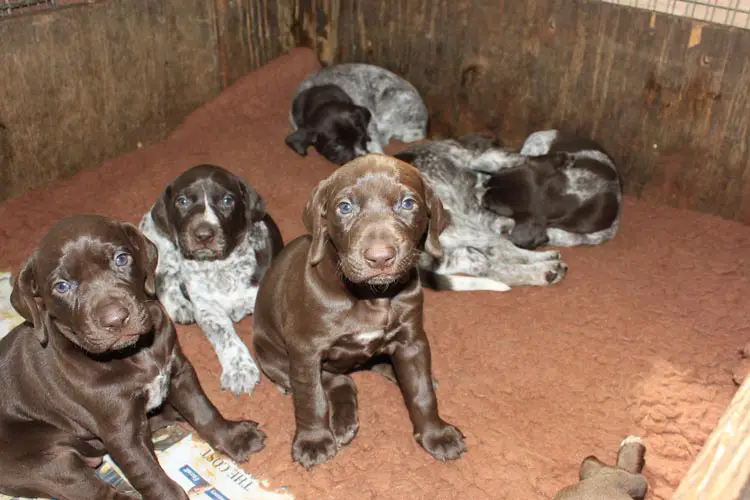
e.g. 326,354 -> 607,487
544,261 -> 568,284
415,422 -> 467,461
221,357 -> 261,395
171,306 -> 195,324
213,420 -> 266,462
292,428 -> 337,469
494,218 -> 515,236
331,402 -> 359,447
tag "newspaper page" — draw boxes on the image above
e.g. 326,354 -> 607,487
0,272 -> 294,500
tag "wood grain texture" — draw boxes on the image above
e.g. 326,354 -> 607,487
0,0 -> 296,201
673,370 -> 750,499
216,0 -> 297,87
307,0 -> 750,223
0,0 -> 220,200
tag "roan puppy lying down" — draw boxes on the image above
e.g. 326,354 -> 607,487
285,63 -> 429,165
478,129 -> 622,250
0,215 -> 265,500
553,436 -> 648,500
252,154 -> 466,469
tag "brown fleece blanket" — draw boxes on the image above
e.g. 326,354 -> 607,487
0,48 -> 745,500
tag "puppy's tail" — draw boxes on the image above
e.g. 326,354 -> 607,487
419,269 -> 511,292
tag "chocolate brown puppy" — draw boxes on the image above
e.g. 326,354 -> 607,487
252,154 -> 466,469
0,215 -> 265,500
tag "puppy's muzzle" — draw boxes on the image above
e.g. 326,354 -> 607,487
192,222 -> 216,244
88,295 -> 153,350
363,244 -> 396,270
182,219 -> 226,260
97,301 -> 131,330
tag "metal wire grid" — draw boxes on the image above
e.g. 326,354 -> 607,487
599,0 -> 750,28
1,0 -> 56,17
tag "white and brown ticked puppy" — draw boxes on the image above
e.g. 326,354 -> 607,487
478,129 -> 622,249
285,63 -> 428,165
140,165 -> 283,396
395,135 -> 568,292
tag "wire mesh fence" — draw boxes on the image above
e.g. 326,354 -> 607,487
599,0 -> 750,28
1,0 -> 56,17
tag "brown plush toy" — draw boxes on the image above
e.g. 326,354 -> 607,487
553,436 -> 648,500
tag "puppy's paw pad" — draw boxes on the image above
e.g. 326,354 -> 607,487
292,430 -> 337,469
331,404 -> 359,447
545,262 -> 568,284
215,421 -> 266,462
220,364 -> 261,396
417,423 -> 467,461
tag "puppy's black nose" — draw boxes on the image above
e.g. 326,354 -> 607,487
193,224 -> 216,243
100,304 -> 130,329
364,245 -> 396,269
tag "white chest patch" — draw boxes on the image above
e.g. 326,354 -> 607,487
354,330 -> 386,343
144,351 -> 175,412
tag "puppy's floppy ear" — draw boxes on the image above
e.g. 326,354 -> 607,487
551,151 -> 575,169
423,178 -> 447,261
237,177 -> 267,224
10,255 -> 49,346
302,178 -> 330,266
285,128 -> 316,156
353,105 -> 372,130
121,222 -> 159,297
150,185 -> 173,240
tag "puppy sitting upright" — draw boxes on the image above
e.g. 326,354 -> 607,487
253,154 -> 466,469
140,165 -> 283,395
285,63 -> 428,165
0,215 -> 265,500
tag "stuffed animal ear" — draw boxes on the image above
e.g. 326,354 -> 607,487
579,455 -> 607,480
10,255 -> 49,346
285,128 -> 316,156
616,436 -> 646,474
121,223 -> 159,297
302,178 -> 330,266
422,178 -> 448,261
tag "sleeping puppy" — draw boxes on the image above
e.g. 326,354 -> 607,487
553,436 -> 648,500
140,165 -> 283,395
395,135 -> 568,292
285,63 -> 428,165
252,154 -> 466,469
478,129 -> 622,249
0,215 -> 265,500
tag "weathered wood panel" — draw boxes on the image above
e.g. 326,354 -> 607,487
214,0 -> 297,87
0,1 -> 219,201
305,0 -> 750,223
673,369 -> 750,499
0,0 -> 296,202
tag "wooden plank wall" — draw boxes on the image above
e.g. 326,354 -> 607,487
299,0 -> 750,223
0,0 -> 296,201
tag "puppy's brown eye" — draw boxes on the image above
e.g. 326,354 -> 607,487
53,281 -> 72,294
175,196 -> 189,208
114,252 -> 132,267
